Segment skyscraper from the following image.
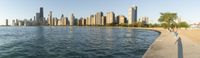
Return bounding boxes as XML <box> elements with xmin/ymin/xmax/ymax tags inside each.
<box><xmin>117</xmin><ymin>15</ymin><xmax>126</xmax><ymax>24</ymax></box>
<box><xmin>74</xmin><ymin>18</ymin><xmax>78</xmax><ymax>25</ymax></box>
<box><xmin>12</xmin><ymin>20</ymin><xmax>15</xmax><ymax>26</ymax></box>
<box><xmin>35</xmin><ymin>7</ymin><xmax>45</xmax><ymax>26</ymax></box>
<box><xmin>128</xmin><ymin>5</ymin><xmax>137</xmax><ymax>25</ymax></box>
<box><xmin>48</xmin><ymin>11</ymin><xmax>53</xmax><ymax>26</ymax></box>
<box><xmin>16</xmin><ymin>19</ymin><xmax>19</xmax><ymax>26</ymax></box>
<box><xmin>106</xmin><ymin>12</ymin><xmax>115</xmax><ymax>24</ymax></box>
<box><xmin>6</xmin><ymin>19</ymin><xmax>8</xmax><ymax>26</ymax></box>
<box><xmin>80</xmin><ymin>18</ymin><xmax>86</xmax><ymax>26</ymax></box>
<box><xmin>102</xmin><ymin>16</ymin><xmax>106</xmax><ymax>25</ymax></box>
<box><xmin>70</xmin><ymin>14</ymin><xmax>75</xmax><ymax>26</ymax></box>
<box><xmin>40</xmin><ymin>7</ymin><xmax>44</xmax><ymax>21</ymax></box>
<box><xmin>139</xmin><ymin>16</ymin><xmax>149</xmax><ymax>25</ymax></box>
<box><xmin>64</xmin><ymin>17</ymin><xmax>67</xmax><ymax>26</ymax></box>
<box><xmin>86</xmin><ymin>17</ymin><xmax>90</xmax><ymax>25</ymax></box>
<box><xmin>78</xmin><ymin>18</ymin><xmax>82</xmax><ymax>26</ymax></box>
<box><xmin>95</xmin><ymin>12</ymin><xmax>103</xmax><ymax>25</ymax></box>
<box><xmin>36</xmin><ymin>13</ymin><xmax>40</xmax><ymax>25</ymax></box>
<box><xmin>58</xmin><ymin>19</ymin><xmax>62</xmax><ymax>26</ymax></box>
<box><xmin>90</xmin><ymin>15</ymin><xmax>95</xmax><ymax>25</ymax></box>
<box><xmin>53</xmin><ymin>17</ymin><xmax>58</xmax><ymax>26</ymax></box>
<box><xmin>60</xmin><ymin>14</ymin><xmax>67</xmax><ymax>26</ymax></box>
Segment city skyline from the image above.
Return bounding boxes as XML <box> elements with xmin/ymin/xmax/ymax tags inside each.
<box><xmin>1</xmin><ymin>0</ymin><xmax>200</xmax><ymax>25</ymax></box>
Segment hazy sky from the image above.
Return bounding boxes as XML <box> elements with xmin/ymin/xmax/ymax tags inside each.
<box><xmin>0</xmin><ymin>0</ymin><xmax>200</xmax><ymax>25</ymax></box>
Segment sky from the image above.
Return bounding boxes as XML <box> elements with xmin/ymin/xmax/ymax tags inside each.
<box><xmin>0</xmin><ymin>0</ymin><xmax>200</xmax><ymax>25</ymax></box>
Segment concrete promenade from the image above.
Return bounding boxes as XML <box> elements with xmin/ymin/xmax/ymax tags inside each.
<box><xmin>143</xmin><ymin>28</ymin><xmax>200</xmax><ymax>58</ymax></box>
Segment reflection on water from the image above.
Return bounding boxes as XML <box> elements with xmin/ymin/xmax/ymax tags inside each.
<box><xmin>0</xmin><ymin>26</ymin><xmax>160</xmax><ymax>58</ymax></box>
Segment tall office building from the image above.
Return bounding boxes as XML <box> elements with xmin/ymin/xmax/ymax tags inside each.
<box><xmin>102</xmin><ymin>16</ymin><xmax>106</xmax><ymax>25</ymax></box>
<box><xmin>15</xmin><ymin>19</ymin><xmax>19</xmax><ymax>26</ymax></box>
<box><xmin>90</xmin><ymin>15</ymin><xmax>95</xmax><ymax>25</ymax></box>
<box><xmin>53</xmin><ymin>17</ymin><xmax>58</xmax><ymax>26</ymax></box>
<box><xmin>60</xmin><ymin>14</ymin><xmax>67</xmax><ymax>26</ymax></box>
<box><xmin>95</xmin><ymin>12</ymin><xmax>103</xmax><ymax>25</ymax></box>
<box><xmin>74</xmin><ymin>18</ymin><xmax>78</xmax><ymax>25</ymax></box>
<box><xmin>36</xmin><ymin>13</ymin><xmax>40</xmax><ymax>25</ymax></box>
<box><xmin>70</xmin><ymin>14</ymin><xmax>75</xmax><ymax>26</ymax></box>
<box><xmin>117</xmin><ymin>15</ymin><xmax>126</xmax><ymax>24</ymax></box>
<box><xmin>58</xmin><ymin>19</ymin><xmax>62</xmax><ymax>26</ymax></box>
<box><xmin>82</xmin><ymin>18</ymin><xmax>86</xmax><ymax>26</ymax></box>
<box><xmin>78</xmin><ymin>18</ymin><xmax>82</xmax><ymax>26</ymax></box>
<box><xmin>35</xmin><ymin>7</ymin><xmax>45</xmax><ymax>26</ymax></box>
<box><xmin>12</xmin><ymin>20</ymin><xmax>15</xmax><ymax>26</ymax></box>
<box><xmin>106</xmin><ymin>12</ymin><xmax>115</xmax><ymax>24</ymax></box>
<box><xmin>128</xmin><ymin>5</ymin><xmax>137</xmax><ymax>25</ymax></box>
<box><xmin>89</xmin><ymin>16</ymin><xmax>92</xmax><ymax>26</ymax></box>
<box><xmin>40</xmin><ymin>7</ymin><xmax>44</xmax><ymax>21</ymax></box>
<box><xmin>48</xmin><ymin>11</ymin><xmax>53</xmax><ymax>26</ymax></box>
<box><xmin>139</xmin><ymin>16</ymin><xmax>149</xmax><ymax>25</ymax></box>
<box><xmin>6</xmin><ymin>19</ymin><xmax>8</xmax><ymax>26</ymax></box>
<box><xmin>24</xmin><ymin>19</ymin><xmax>27</xmax><ymax>26</ymax></box>
<box><xmin>64</xmin><ymin>17</ymin><xmax>68</xmax><ymax>26</ymax></box>
<box><xmin>52</xmin><ymin>17</ymin><xmax>55</xmax><ymax>26</ymax></box>
<box><xmin>86</xmin><ymin>17</ymin><xmax>90</xmax><ymax>25</ymax></box>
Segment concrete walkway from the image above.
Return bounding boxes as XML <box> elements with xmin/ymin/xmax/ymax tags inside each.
<box><xmin>143</xmin><ymin>29</ymin><xmax>179</xmax><ymax>58</ymax></box>
<box><xmin>177</xmin><ymin>29</ymin><xmax>200</xmax><ymax>58</ymax></box>
<box><xmin>143</xmin><ymin>28</ymin><xmax>200</xmax><ymax>58</ymax></box>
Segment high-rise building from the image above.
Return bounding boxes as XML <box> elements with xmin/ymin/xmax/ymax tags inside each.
<box><xmin>70</xmin><ymin>14</ymin><xmax>75</xmax><ymax>26</ymax></box>
<box><xmin>60</xmin><ymin>14</ymin><xmax>67</xmax><ymax>26</ymax></box>
<box><xmin>139</xmin><ymin>16</ymin><xmax>149</xmax><ymax>25</ymax></box>
<box><xmin>102</xmin><ymin>16</ymin><xmax>106</xmax><ymax>25</ymax></box>
<box><xmin>86</xmin><ymin>17</ymin><xmax>90</xmax><ymax>25</ymax></box>
<box><xmin>12</xmin><ymin>20</ymin><xmax>15</xmax><ymax>26</ymax></box>
<box><xmin>78</xmin><ymin>18</ymin><xmax>85</xmax><ymax>26</ymax></box>
<box><xmin>128</xmin><ymin>5</ymin><xmax>137</xmax><ymax>25</ymax></box>
<box><xmin>6</xmin><ymin>19</ymin><xmax>8</xmax><ymax>26</ymax></box>
<box><xmin>106</xmin><ymin>12</ymin><xmax>115</xmax><ymax>24</ymax></box>
<box><xmin>64</xmin><ymin>17</ymin><xmax>67</xmax><ymax>26</ymax></box>
<box><xmin>90</xmin><ymin>15</ymin><xmax>95</xmax><ymax>25</ymax></box>
<box><xmin>82</xmin><ymin>18</ymin><xmax>86</xmax><ymax>26</ymax></box>
<box><xmin>117</xmin><ymin>15</ymin><xmax>126</xmax><ymax>24</ymax></box>
<box><xmin>58</xmin><ymin>19</ymin><xmax>62</xmax><ymax>26</ymax></box>
<box><xmin>36</xmin><ymin>13</ymin><xmax>40</xmax><ymax>25</ymax></box>
<box><xmin>74</xmin><ymin>18</ymin><xmax>78</xmax><ymax>26</ymax></box>
<box><xmin>89</xmin><ymin>16</ymin><xmax>92</xmax><ymax>25</ymax></box>
<box><xmin>40</xmin><ymin>7</ymin><xmax>44</xmax><ymax>21</ymax></box>
<box><xmin>15</xmin><ymin>20</ymin><xmax>19</xmax><ymax>26</ymax></box>
<box><xmin>52</xmin><ymin>17</ymin><xmax>55</xmax><ymax>26</ymax></box>
<box><xmin>35</xmin><ymin>7</ymin><xmax>45</xmax><ymax>26</ymax></box>
<box><xmin>53</xmin><ymin>17</ymin><xmax>58</xmax><ymax>26</ymax></box>
<box><xmin>78</xmin><ymin>18</ymin><xmax>82</xmax><ymax>26</ymax></box>
<box><xmin>24</xmin><ymin>19</ymin><xmax>27</xmax><ymax>26</ymax></box>
<box><xmin>48</xmin><ymin>11</ymin><xmax>53</xmax><ymax>26</ymax></box>
<box><xmin>95</xmin><ymin>12</ymin><xmax>103</xmax><ymax>25</ymax></box>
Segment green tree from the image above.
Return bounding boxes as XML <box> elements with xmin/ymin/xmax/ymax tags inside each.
<box><xmin>178</xmin><ymin>22</ymin><xmax>190</xmax><ymax>29</ymax></box>
<box><xmin>161</xmin><ymin>23</ymin><xmax>168</xmax><ymax>29</ymax></box>
<box><xmin>158</xmin><ymin>12</ymin><xmax>178</xmax><ymax>29</ymax></box>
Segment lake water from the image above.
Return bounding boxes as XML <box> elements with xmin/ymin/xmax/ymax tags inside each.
<box><xmin>0</xmin><ymin>26</ymin><xmax>160</xmax><ymax>58</ymax></box>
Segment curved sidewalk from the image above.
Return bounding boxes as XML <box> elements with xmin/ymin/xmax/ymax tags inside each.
<box><xmin>143</xmin><ymin>28</ymin><xmax>200</xmax><ymax>58</ymax></box>
<box><xmin>143</xmin><ymin>28</ymin><xmax>179</xmax><ymax>58</ymax></box>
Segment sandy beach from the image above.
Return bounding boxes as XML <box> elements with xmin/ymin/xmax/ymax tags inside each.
<box><xmin>143</xmin><ymin>28</ymin><xmax>200</xmax><ymax>58</ymax></box>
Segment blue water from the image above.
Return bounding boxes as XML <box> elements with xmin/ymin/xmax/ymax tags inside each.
<box><xmin>0</xmin><ymin>26</ymin><xmax>160</xmax><ymax>58</ymax></box>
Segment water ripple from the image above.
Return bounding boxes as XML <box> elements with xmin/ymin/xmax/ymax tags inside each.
<box><xmin>0</xmin><ymin>26</ymin><xmax>160</xmax><ymax>58</ymax></box>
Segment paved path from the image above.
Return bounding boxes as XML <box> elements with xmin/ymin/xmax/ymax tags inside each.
<box><xmin>177</xmin><ymin>29</ymin><xmax>200</xmax><ymax>58</ymax></box>
<box><xmin>143</xmin><ymin>29</ymin><xmax>178</xmax><ymax>58</ymax></box>
<box><xmin>143</xmin><ymin>28</ymin><xmax>200</xmax><ymax>58</ymax></box>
